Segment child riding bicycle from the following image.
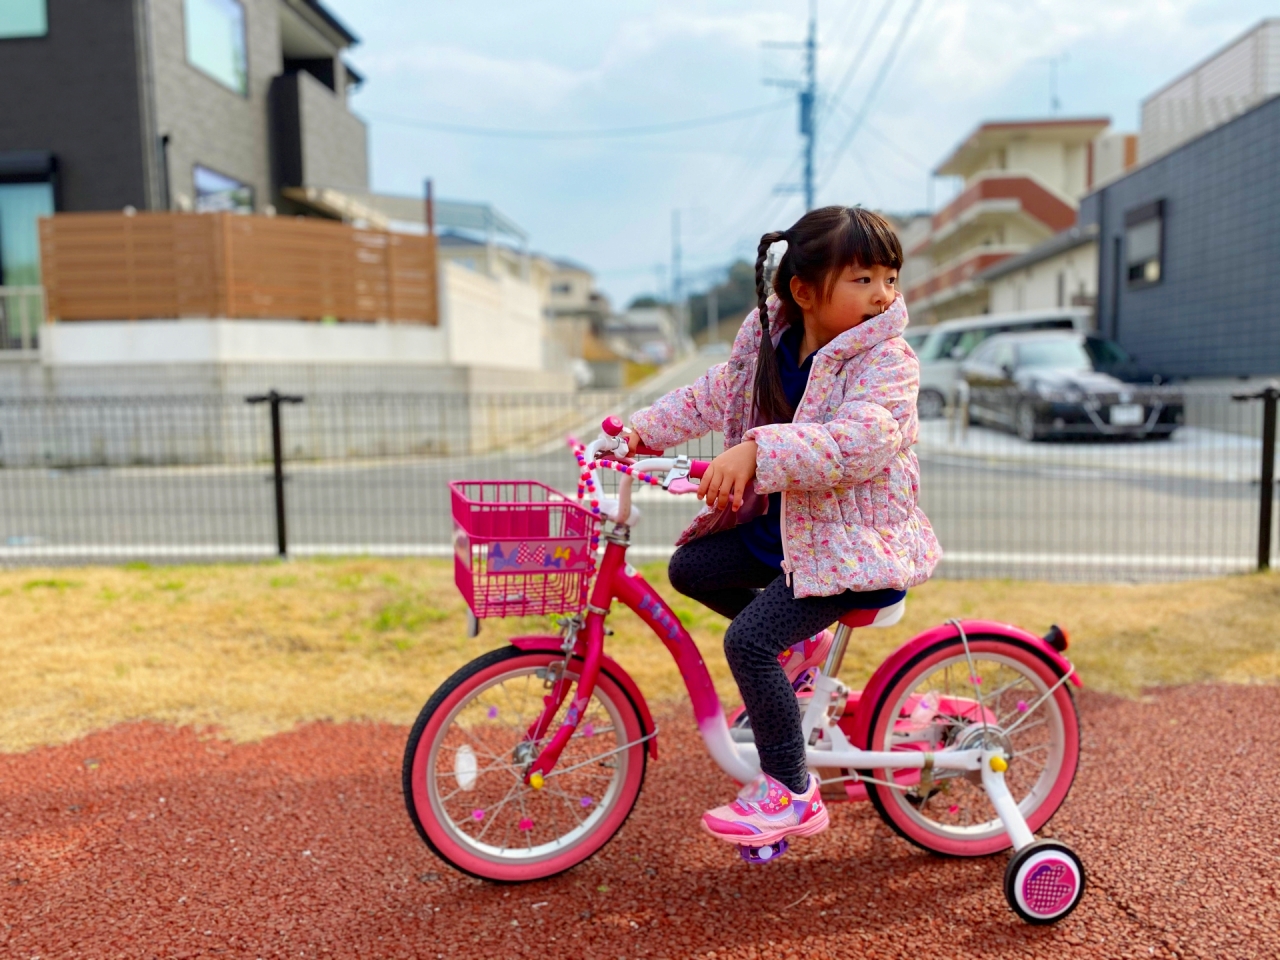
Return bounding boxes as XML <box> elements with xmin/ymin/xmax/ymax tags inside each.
<box><xmin>625</xmin><ymin>206</ymin><xmax>941</xmax><ymax>849</ymax></box>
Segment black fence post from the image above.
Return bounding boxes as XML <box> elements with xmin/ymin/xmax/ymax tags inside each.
<box><xmin>246</xmin><ymin>390</ymin><xmax>305</xmax><ymax>557</ymax></box>
<box><xmin>1233</xmin><ymin>382</ymin><xmax>1279</xmax><ymax>571</ymax></box>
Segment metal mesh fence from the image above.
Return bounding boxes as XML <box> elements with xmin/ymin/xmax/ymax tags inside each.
<box><xmin>923</xmin><ymin>385</ymin><xmax>1269</xmax><ymax>580</ymax></box>
<box><xmin>0</xmin><ymin>386</ymin><xmax>1274</xmax><ymax>581</ymax></box>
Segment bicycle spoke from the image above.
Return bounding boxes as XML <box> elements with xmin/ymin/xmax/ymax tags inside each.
<box><xmin>474</xmin><ymin>780</ymin><xmax>522</xmax><ymax>842</ymax></box>
<box><xmin>543</xmin><ymin>785</ymin><xmax>588</xmax><ymax>826</ymax></box>
<box><xmin>516</xmin><ymin>791</ymin><xmax>533</xmax><ymax>850</ymax></box>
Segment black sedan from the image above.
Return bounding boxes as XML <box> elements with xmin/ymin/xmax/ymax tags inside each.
<box><xmin>958</xmin><ymin>331</ymin><xmax>1184</xmax><ymax>441</ymax></box>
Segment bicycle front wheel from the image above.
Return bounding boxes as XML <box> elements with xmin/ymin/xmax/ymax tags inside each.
<box><xmin>862</xmin><ymin>634</ymin><xmax>1080</xmax><ymax>857</ymax></box>
<box><xmin>403</xmin><ymin>645</ymin><xmax>648</xmax><ymax>882</ymax></box>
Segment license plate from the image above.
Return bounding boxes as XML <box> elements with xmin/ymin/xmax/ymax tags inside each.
<box><xmin>1110</xmin><ymin>403</ymin><xmax>1144</xmax><ymax>426</ymax></box>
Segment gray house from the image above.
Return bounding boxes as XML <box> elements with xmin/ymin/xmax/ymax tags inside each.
<box><xmin>0</xmin><ymin>0</ymin><xmax>370</xmax><ymax>292</ymax></box>
<box><xmin>1080</xmin><ymin>93</ymin><xmax>1280</xmax><ymax>379</ymax></box>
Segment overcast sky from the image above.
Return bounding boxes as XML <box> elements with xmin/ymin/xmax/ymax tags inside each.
<box><xmin>325</xmin><ymin>0</ymin><xmax>1274</xmax><ymax>307</ymax></box>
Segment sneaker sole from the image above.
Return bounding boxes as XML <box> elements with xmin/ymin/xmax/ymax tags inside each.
<box><xmin>701</xmin><ymin>805</ymin><xmax>830</xmax><ymax>846</ymax></box>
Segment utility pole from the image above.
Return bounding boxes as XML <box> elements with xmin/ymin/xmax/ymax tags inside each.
<box><xmin>765</xmin><ymin>0</ymin><xmax>818</xmax><ymax>210</ymax></box>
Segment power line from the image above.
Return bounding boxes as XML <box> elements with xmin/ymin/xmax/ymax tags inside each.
<box><xmin>818</xmin><ymin>0</ymin><xmax>926</xmax><ymax>192</ymax></box>
<box><xmin>861</xmin><ymin>120</ymin><xmax>932</xmax><ymax>171</ymax></box>
<box><xmin>819</xmin><ymin>0</ymin><xmax>894</xmax><ymax>125</ymax></box>
<box><xmin>361</xmin><ymin>99</ymin><xmax>792</xmax><ymax>141</ymax></box>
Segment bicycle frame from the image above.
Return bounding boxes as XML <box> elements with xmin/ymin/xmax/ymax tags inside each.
<box><xmin>518</xmin><ymin>440</ymin><xmax>1075</xmax><ymax>853</ymax></box>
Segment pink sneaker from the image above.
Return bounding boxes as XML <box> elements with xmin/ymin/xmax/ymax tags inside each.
<box><xmin>702</xmin><ymin>773</ymin><xmax>829</xmax><ymax>846</ymax></box>
<box><xmin>777</xmin><ymin>629</ymin><xmax>834</xmax><ymax>692</ymax></box>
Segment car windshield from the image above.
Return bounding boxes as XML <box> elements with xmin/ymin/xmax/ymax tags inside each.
<box><xmin>1085</xmin><ymin>337</ymin><xmax>1133</xmax><ymax>366</ymax></box>
<box><xmin>903</xmin><ymin>330</ymin><xmax>928</xmax><ymax>352</ymax></box>
<box><xmin>1017</xmin><ymin>339</ymin><xmax>1091</xmax><ymax>370</ymax></box>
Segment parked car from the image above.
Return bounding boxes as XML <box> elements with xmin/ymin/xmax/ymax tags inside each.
<box><xmin>903</xmin><ymin>329</ymin><xmax>930</xmax><ymax>355</ymax></box>
<box><xmin>958</xmin><ymin>331</ymin><xmax>1184</xmax><ymax>441</ymax></box>
<box><xmin>1080</xmin><ymin>334</ymin><xmax>1175</xmax><ymax>385</ymax></box>
<box><xmin>908</xmin><ymin>308</ymin><xmax>1091</xmax><ymax>419</ymax></box>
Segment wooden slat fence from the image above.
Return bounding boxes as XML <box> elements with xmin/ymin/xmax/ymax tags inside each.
<box><xmin>39</xmin><ymin>212</ymin><xmax>438</xmax><ymax>324</ymax></box>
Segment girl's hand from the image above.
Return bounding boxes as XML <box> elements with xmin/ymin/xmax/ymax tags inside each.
<box><xmin>698</xmin><ymin>440</ymin><xmax>757</xmax><ymax>512</ymax></box>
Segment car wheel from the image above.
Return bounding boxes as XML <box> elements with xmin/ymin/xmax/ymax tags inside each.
<box><xmin>1016</xmin><ymin>401</ymin><xmax>1039</xmax><ymax>442</ymax></box>
<box><xmin>918</xmin><ymin>389</ymin><xmax>946</xmax><ymax>420</ymax></box>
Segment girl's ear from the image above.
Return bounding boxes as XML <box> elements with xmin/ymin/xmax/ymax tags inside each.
<box><xmin>789</xmin><ymin>274</ymin><xmax>816</xmax><ymax>312</ymax></box>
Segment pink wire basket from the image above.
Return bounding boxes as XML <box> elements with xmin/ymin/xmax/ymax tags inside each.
<box><xmin>450</xmin><ymin>480</ymin><xmax>602</xmax><ymax>620</ymax></box>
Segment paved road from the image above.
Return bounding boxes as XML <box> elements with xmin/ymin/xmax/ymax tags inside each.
<box><xmin>0</xmin><ymin>431</ymin><xmax>1266</xmax><ymax>579</ymax></box>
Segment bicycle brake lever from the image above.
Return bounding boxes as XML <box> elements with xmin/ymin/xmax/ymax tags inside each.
<box><xmin>661</xmin><ymin>456</ymin><xmax>692</xmax><ymax>490</ymax></box>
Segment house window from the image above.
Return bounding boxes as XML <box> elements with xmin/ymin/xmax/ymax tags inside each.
<box><xmin>0</xmin><ymin>0</ymin><xmax>46</xmax><ymax>39</ymax></box>
<box><xmin>194</xmin><ymin>165</ymin><xmax>253</xmax><ymax>213</ymax></box>
<box><xmin>0</xmin><ymin>181</ymin><xmax>54</xmax><ymax>349</ymax></box>
<box><xmin>0</xmin><ymin>182</ymin><xmax>54</xmax><ymax>285</ymax></box>
<box><xmin>1125</xmin><ymin>200</ymin><xmax>1163</xmax><ymax>287</ymax></box>
<box><xmin>184</xmin><ymin>0</ymin><xmax>248</xmax><ymax>94</ymax></box>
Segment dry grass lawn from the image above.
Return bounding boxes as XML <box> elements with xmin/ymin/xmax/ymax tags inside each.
<box><xmin>2</xmin><ymin>558</ymin><xmax>1279</xmax><ymax>752</ymax></box>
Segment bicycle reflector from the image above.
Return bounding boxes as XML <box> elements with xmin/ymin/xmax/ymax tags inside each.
<box><xmin>1043</xmin><ymin>625</ymin><xmax>1069</xmax><ymax>652</ymax></box>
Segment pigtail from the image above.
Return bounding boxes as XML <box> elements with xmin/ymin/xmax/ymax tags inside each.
<box><xmin>752</xmin><ymin>231</ymin><xmax>793</xmax><ymax>424</ymax></box>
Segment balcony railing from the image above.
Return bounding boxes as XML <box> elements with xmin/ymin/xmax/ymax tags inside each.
<box><xmin>38</xmin><ymin>212</ymin><xmax>437</xmax><ymax>324</ymax></box>
<box><xmin>905</xmin><ymin>249</ymin><xmax>1018</xmax><ymax>303</ymax></box>
<box><xmin>913</xmin><ymin>175</ymin><xmax>1077</xmax><ymax>255</ymax></box>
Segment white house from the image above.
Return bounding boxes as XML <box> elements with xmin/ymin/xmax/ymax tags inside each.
<box><xmin>980</xmin><ymin>224</ymin><xmax>1098</xmax><ymax>316</ymax></box>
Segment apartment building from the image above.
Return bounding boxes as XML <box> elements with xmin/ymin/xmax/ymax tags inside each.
<box><xmin>0</xmin><ymin>0</ymin><xmax>369</xmax><ymax>294</ymax></box>
<box><xmin>905</xmin><ymin>118</ymin><xmax>1135</xmax><ymax>323</ymax></box>
<box><xmin>1140</xmin><ymin>19</ymin><xmax>1279</xmax><ymax>163</ymax></box>
<box><xmin>1082</xmin><ymin>21</ymin><xmax>1280</xmax><ymax>379</ymax></box>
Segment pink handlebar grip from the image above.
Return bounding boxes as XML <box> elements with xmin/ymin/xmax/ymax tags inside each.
<box><xmin>688</xmin><ymin>459</ymin><xmax>711</xmax><ymax>479</ymax></box>
<box><xmin>601</xmin><ymin>416</ymin><xmax>625</xmax><ymax>437</ymax></box>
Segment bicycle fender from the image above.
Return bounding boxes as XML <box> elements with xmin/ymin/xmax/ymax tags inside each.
<box><xmin>849</xmin><ymin>619</ymin><xmax>1081</xmax><ymax>748</ymax></box>
<box><xmin>510</xmin><ymin>635</ymin><xmax>658</xmax><ymax>760</ymax></box>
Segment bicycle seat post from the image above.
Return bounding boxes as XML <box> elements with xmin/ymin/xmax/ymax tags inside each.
<box><xmin>821</xmin><ymin>622</ymin><xmax>854</xmax><ymax>678</ymax></box>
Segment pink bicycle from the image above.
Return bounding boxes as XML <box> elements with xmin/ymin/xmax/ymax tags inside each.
<box><xmin>403</xmin><ymin>418</ymin><xmax>1086</xmax><ymax>924</ymax></box>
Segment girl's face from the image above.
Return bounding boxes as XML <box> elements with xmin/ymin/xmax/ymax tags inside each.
<box><xmin>791</xmin><ymin>262</ymin><xmax>899</xmax><ymax>343</ymax></box>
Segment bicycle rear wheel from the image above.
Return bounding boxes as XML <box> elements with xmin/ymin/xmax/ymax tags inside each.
<box><xmin>403</xmin><ymin>645</ymin><xmax>648</xmax><ymax>882</ymax></box>
<box><xmin>862</xmin><ymin>634</ymin><xmax>1079</xmax><ymax>857</ymax></box>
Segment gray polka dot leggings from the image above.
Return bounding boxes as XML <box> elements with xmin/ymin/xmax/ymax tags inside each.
<box><xmin>668</xmin><ymin>529</ymin><xmax>902</xmax><ymax>795</ymax></box>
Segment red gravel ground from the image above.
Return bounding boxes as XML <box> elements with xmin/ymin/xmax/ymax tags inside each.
<box><xmin>2</xmin><ymin>684</ymin><xmax>1278</xmax><ymax>960</ymax></box>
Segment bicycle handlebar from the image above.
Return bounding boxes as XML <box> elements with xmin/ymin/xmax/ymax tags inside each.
<box><xmin>587</xmin><ymin>418</ymin><xmax>712</xmax><ymax>510</ymax></box>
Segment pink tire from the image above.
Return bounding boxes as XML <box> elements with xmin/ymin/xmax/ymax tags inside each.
<box><xmin>862</xmin><ymin>634</ymin><xmax>1080</xmax><ymax>857</ymax></box>
<box><xmin>402</xmin><ymin>645</ymin><xmax>647</xmax><ymax>882</ymax></box>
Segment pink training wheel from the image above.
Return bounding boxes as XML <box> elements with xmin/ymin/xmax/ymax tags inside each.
<box><xmin>1003</xmin><ymin>840</ymin><xmax>1085</xmax><ymax>924</ymax></box>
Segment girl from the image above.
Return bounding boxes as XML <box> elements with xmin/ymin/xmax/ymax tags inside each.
<box><xmin>626</xmin><ymin>206</ymin><xmax>940</xmax><ymax>848</ymax></box>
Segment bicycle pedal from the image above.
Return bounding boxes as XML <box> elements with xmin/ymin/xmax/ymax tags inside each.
<box><xmin>738</xmin><ymin>838</ymin><xmax>789</xmax><ymax>864</ymax></box>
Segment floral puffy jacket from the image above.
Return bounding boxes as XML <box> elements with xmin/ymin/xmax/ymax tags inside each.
<box><xmin>630</xmin><ymin>294</ymin><xmax>941</xmax><ymax>598</ymax></box>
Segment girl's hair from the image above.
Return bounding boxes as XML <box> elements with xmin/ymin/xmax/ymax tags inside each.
<box><xmin>752</xmin><ymin>206</ymin><xmax>904</xmax><ymax>423</ymax></box>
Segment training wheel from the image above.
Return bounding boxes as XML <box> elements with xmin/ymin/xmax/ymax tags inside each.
<box><xmin>738</xmin><ymin>838</ymin><xmax>789</xmax><ymax>864</ymax></box>
<box><xmin>1003</xmin><ymin>840</ymin><xmax>1085</xmax><ymax>924</ymax></box>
